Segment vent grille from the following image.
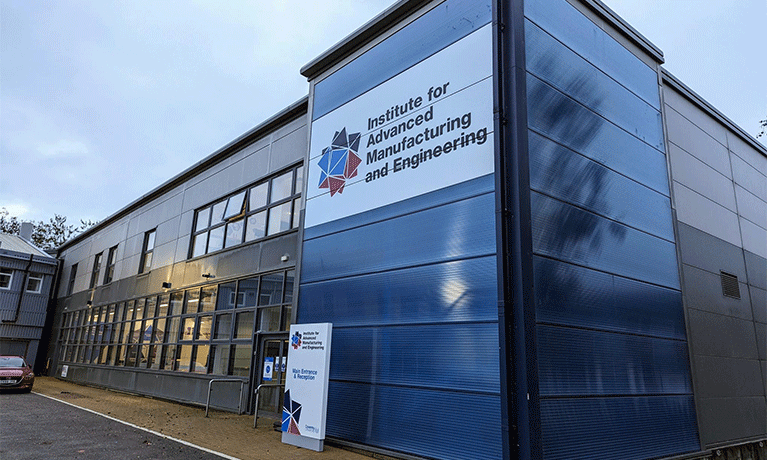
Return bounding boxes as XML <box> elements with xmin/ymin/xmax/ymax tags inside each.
<box><xmin>720</xmin><ymin>272</ymin><xmax>741</xmax><ymax>299</ymax></box>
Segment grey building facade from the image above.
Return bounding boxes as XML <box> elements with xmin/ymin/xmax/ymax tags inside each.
<box><xmin>44</xmin><ymin>0</ymin><xmax>765</xmax><ymax>459</ymax></box>
<box><xmin>0</xmin><ymin>229</ymin><xmax>59</xmax><ymax>370</ymax></box>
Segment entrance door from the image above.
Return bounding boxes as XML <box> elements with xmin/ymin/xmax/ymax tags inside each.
<box><xmin>251</xmin><ymin>334</ymin><xmax>288</xmax><ymax>417</ymax></box>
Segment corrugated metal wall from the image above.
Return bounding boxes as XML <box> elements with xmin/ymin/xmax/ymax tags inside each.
<box><xmin>523</xmin><ymin>0</ymin><xmax>700</xmax><ymax>458</ymax></box>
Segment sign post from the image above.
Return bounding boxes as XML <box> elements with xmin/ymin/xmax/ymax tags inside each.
<box><xmin>281</xmin><ymin>322</ymin><xmax>333</xmax><ymax>452</ymax></box>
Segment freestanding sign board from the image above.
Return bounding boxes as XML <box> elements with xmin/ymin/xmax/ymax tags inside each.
<box><xmin>281</xmin><ymin>322</ymin><xmax>333</xmax><ymax>451</ymax></box>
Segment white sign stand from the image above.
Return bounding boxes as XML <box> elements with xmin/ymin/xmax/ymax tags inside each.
<box><xmin>281</xmin><ymin>322</ymin><xmax>333</xmax><ymax>452</ymax></box>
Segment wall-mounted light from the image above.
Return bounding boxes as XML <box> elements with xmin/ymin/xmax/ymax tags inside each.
<box><xmin>86</xmin><ymin>300</ymin><xmax>92</xmax><ymax>306</ymax></box>
<box><xmin>281</xmin><ymin>254</ymin><xmax>290</xmax><ymax>262</ymax></box>
<box><xmin>202</xmin><ymin>273</ymin><xmax>215</xmax><ymax>279</ymax></box>
<box><xmin>162</xmin><ymin>282</ymin><xmax>172</xmax><ymax>289</ymax></box>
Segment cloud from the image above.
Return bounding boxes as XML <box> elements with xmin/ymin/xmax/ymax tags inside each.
<box><xmin>36</xmin><ymin>139</ymin><xmax>90</xmax><ymax>158</ymax></box>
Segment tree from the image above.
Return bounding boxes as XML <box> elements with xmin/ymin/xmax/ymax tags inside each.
<box><xmin>758</xmin><ymin>118</ymin><xmax>766</xmax><ymax>138</ymax></box>
<box><xmin>0</xmin><ymin>208</ymin><xmax>98</xmax><ymax>251</ymax></box>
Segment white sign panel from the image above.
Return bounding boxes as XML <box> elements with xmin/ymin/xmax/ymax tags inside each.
<box><xmin>281</xmin><ymin>323</ymin><xmax>333</xmax><ymax>451</ymax></box>
<box><xmin>304</xmin><ymin>24</ymin><xmax>494</xmax><ymax>229</ymax></box>
<box><xmin>61</xmin><ymin>365</ymin><xmax>69</xmax><ymax>378</ymax></box>
<box><xmin>263</xmin><ymin>357</ymin><xmax>274</xmax><ymax>381</ymax></box>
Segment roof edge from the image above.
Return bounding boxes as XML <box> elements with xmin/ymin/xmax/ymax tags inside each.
<box><xmin>661</xmin><ymin>68</ymin><xmax>767</xmax><ymax>156</ymax></box>
<box><xmin>580</xmin><ymin>0</ymin><xmax>664</xmax><ymax>63</ymax></box>
<box><xmin>301</xmin><ymin>0</ymin><xmax>428</xmax><ymax>80</ymax></box>
<box><xmin>57</xmin><ymin>97</ymin><xmax>309</xmax><ymax>254</ymax></box>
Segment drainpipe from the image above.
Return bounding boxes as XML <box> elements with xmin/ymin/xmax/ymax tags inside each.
<box><xmin>3</xmin><ymin>254</ymin><xmax>34</xmax><ymax>323</ymax></box>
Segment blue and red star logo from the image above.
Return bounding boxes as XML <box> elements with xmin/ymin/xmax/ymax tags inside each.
<box><xmin>317</xmin><ymin>128</ymin><xmax>361</xmax><ymax>196</ymax></box>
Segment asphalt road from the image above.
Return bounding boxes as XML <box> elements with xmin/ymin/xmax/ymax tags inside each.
<box><xmin>0</xmin><ymin>391</ymin><xmax>232</xmax><ymax>460</ymax></box>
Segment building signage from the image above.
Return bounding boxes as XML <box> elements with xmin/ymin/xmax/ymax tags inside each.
<box><xmin>263</xmin><ymin>357</ymin><xmax>274</xmax><ymax>381</ymax></box>
<box><xmin>281</xmin><ymin>322</ymin><xmax>333</xmax><ymax>451</ymax></box>
<box><xmin>304</xmin><ymin>24</ymin><xmax>494</xmax><ymax>229</ymax></box>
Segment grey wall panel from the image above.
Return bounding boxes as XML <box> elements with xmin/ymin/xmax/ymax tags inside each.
<box><xmin>688</xmin><ymin>309</ymin><xmax>759</xmax><ymax>360</ymax></box>
<box><xmin>728</xmin><ymin>132</ymin><xmax>767</xmax><ymax>176</ymax></box>
<box><xmin>751</xmin><ymin>287</ymin><xmax>767</xmax><ymax>324</ymax></box>
<box><xmin>731</xmin><ymin>154</ymin><xmax>767</xmax><ymax>202</ymax></box>
<box><xmin>673</xmin><ymin>182</ymin><xmax>742</xmax><ymax>248</ymax></box>
<box><xmin>697</xmin><ymin>396</ymin><xmax>767</xmax><ymax>446</ymax></box>
<box><xmin>210</xmin><ymin>243</ymin><xmax>262</xmax><ymax>281</ymax></box>
<box><xmin>258</xmin><ymin>233</ymin><xmax>299</xmax><ymax>273</ymax></box>
<box><xmin>683</xmin><ymin>264</ymin><xmax>753</xmax><ymax>320</ymax></box>
<box><xmin>156</xmin><ymin>216</ymin><xmax>181</xmax><ymax>249</ymax></box>
<box><xmin>745</xmin><ymin>251</ymin><xmax>767</xmax><ymax>290</ymax></box>
<box><xmin>755</xmin><ymin>323</ymin><xmax>766</xmax><ymax>361</ymax></box>
<box><xmin>740</xmin><ymin>217</ymin><xmax>767</xmax><ymax>259</ymax></box>
<box><xmin>669</xmin><ymin>143</ymin><xmax>737</xmax><ymax>212</ymax></box>
<box><xmin>173</xmin><ymin>234</ymin><xmax>191</xmax><ymax>264</ymax></box>
<box><xmin>663</xmin><ymin>89</ymin><xmax>728</xmax><ymax>145</ymax></box>
<box><xmin>677</xmin><ymin>223</ymin><xmax>747</xmax><ymax>280</ymax></box>
<box><xmin>735</xmin><ymin>185</ymin><xmax>767</xmax><ymax>232</ymax></box>
<box><xmin>665</xmin><ymin>108</ymin><xmax>731</xmax><ymax>178</ymax></box>
<box><xmin>151</xmin><ymin>241</ymin><xmax>176</xmax><ymax>271</ymax></box>
<box><xmin>693</xmin><ymin>355</ymin><xmax>765</xmax><ymax>398</ymax></box>
<box><xmin>269</xmin><ymin>125</ymin><xmax>307</xmax><ymax>173</ymax></box>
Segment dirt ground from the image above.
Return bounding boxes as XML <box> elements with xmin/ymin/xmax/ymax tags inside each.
<box><xmin>32</xmin><ymin>377</ymin><xmax>379</xmax><ymax>460</ymax></box>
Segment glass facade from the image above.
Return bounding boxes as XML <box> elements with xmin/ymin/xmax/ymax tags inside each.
<box><xmin>57</xmin><ymin>270</ymin><xmax>294</xmax><ymax>377</ymax></box>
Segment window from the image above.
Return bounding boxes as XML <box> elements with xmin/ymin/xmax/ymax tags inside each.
<box><xmin>190</xmin><ymin>165</ymin><xmax>303</xmax><ymax>258</ymax></box>
<box><xmin>26</xmin><ymin>272</ymin><xmax>43</xmax><ymax>293</ymax></box>
<box><xmin>0</xmin><ymin>268</ymin><xmax>12</xmax><ymax>290</ymax></box>
<box><xmin>67</xmin><ymin>263</ymin><xmax>78</xmax><ymax>295</ymax></box>
<box><xmin>89</xmin><ymin>252</ymin><xmax>103</xmax><ymax>288</ymax></box>
<box><xmin>103</xmin><ymin>245</ymin><xmax>118</xmax><ymax>284</ymax></box>
<box><xmin>139</xmin><ymin>230</ymin><xmax>156</xmax><ymax>274</ymax></box>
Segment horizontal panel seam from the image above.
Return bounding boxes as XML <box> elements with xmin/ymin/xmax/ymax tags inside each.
<box><xmin>330</xmin><ymin>378</ymin><xmax>501</xmax><ymax>397</ymax></box>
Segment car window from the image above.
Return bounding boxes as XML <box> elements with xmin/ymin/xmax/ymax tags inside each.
<box><xmin>0</xmin><ymin>357</ymin><xmax>26</xmax><ymax>367</ymax></box>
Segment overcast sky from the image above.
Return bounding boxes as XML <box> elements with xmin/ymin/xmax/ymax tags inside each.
<box><xmin>1</xmin><ymin>0</ymin><xmax>764</xmax><ymax>226</ymax></box>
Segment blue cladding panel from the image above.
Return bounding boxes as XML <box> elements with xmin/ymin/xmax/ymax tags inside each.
<box><xmin>312</xmin><ymin>0</ymin><xmax>492</xmax><ymax>120</ymax></box>
<box><xmin>531</xmin><ymin>192</ymin><xmax>680</xmax><ymax>288</ymax></box>
<box><xmin>525</xmin><ymin>0</ymin><xmax>660</xmax><ymax>109</ymax></box>
<box><xmin>540</xmin><ymin>396</ymin><xmax>700</xmax><ymax>460</ymax></box>
<box><xmin>327</xmin><ymin>381</ymin><xmax>502</xmax><ymax>460</ymax></box>
<box><xmin>300</xmin><ymin>256</ymin><xmax>497</xmax><ymax>326</ymax></box>
<box><xmin>330</xmin><ymin>323</ymin><xmax>500</xmax><ymax>393</ymax></box>
<box><xmin>529</xmin><ymin>131</ymin><xmax>674</xmax><ymax>241</ymax></box>
<box><xmin>301</xmin><ymin>192</ymin><xmax>496</xmax><ymax>283</ymax></box>
<box><xmin>534</xmin><ymin>257</ymin><xmax>686</xmax><ymax>339</ymax></box>
<box><xmin>526</xmin><ymin>21</ymin><xmax>663</xmax><ymax>149</ymax></box>
<box><xmin>527</xmin><ymin>76</ymin><xmax>669</xmax><ymax>196</ymax></box>
<box><xmin>537</xmin><ymin>325</ymin><xmax>693</xmax><ymax>396</ymax></box>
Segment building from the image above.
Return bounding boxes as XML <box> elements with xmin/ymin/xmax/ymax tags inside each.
<box><xmin>45</xmin><ymin>0</ymin><xmax>765</xmax><ymax>459</ymax></box>
<box><xmin>1</xmin><ymin>224</ymin><xmax>59</xmax><ymax>371</ymax></box>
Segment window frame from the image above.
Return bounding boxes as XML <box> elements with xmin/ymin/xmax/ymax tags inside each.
<box><xmin>89</xmin><ymin>252</ymin><xmax>103</xmax><ymax>289</ymax></box>
<box><xmin>25</xmin><ymin>272</ymin><xmax>44</xmax><ymax>293</ymax></box>
<box><xmin>189</xmin><ymin>165</ymin><xmax>303</xmax><ymax>259</ymax></box>
<box><xmin>103</xmin><ymin>245</ymin><xmax>118</xmax><ymax>284</ymax></box>
<box><xmin>0</xmin><ymin>268</ymin><xmax>13</xmax><ymax>290</ymax></box>
<box><xmin>67</xmin><ymin>263</ymin><xmax>78</xmax><ymax>296</ymax></box>
<box><xmin>139</xmin><ymin>230</ymin><xmax>156</xmax><ymax>274</ymax></box>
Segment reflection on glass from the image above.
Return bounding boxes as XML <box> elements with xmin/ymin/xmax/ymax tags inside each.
<box><xmin>238</xmin><ymin>278</ymin><xmax>258</xmax><ymax>308</ymax></box>
<box><xmin>162</xmin><ymin>344</ymin><xmax>177</xmax><ymax>370</ymax></box>
<box><xmin>134</xmin><ymin>299</ymin><xmax>146</xmax><ymax>321</ymax></box>
<box><xmin>200</xmin><ymin>286</ymin><xmax>217</xmax><ymax>313</ymax></box>
<box><xmin>166</xmin><ymin>317</ymin><xmax>181</xmax><ymax>343</ymax></box>
<box><xmin>249</xmin><ymin>183</ymin><xmax>268</xmax><ymax>210</ymax></box>
<box><xmin>169</xmin><ymin>292</ymin><xmax>183</xmax><ymax>316</ymax></box>
<box><xmin>231</xmin><ymin>345</ymin><xmax>252</xmax><ymax>376</ymax></box>
<box><xmin>177</xmin><ymin>345</ymin><xmax>193</xmax><ymax>372</ymax></box>
<box><xmin>211</xmin><ymin>345</ymin><xmax>230</xmax><ymax>375</ymax></box>
<box><xmin>145</xmin><ymin>296</ymin><xmax>157</xmax><ymax>318</ymax></box>
<box><xmin>197</xmin><ymin>315</ymin><xmax>212</xmax><ymax>341</ymax></box>
<box><xmin>158</xmin><ymin>294</ymin><xmax>170</xmax><ymax>317</ymax></box>
<box><xmin>235</xmin><ymin>311</ymin><xmax>254</xmax><ymax>339</ymax></box>
<box><xmin>225</xmin><ymin>219</ymin><xmax>244</xmax><ymax>248</ymax></box>
<box><xmin>284</xmin><ymin>270</ymin><xmax>295</xmax><ymax>304</ymax></box>
<box><xmin>270</xmin><ymin>171</ymin><xmax>293</xmax><ymax>203</ymax></box>
<box><xmin>211</xmin><ymin>201</ymin><xmax>227</xmax><ymax>225</ymax></box>
<box><xmin>267</xmin><ymin>202</ymin><xmax>292</xmax><ymax>236</ymax></box>
<box><xmin>195</xmin><ymin>207</ymin><xmax>210</xmax><ymax>232</ymax></box>
<box><xmin>181</xmin><ymin>317</ymin><xmax>195</xmax><ymax>341</ymax></box>
<box><xmin>259</xmin><ymin>273</ymin><xmax>283</xmax><ymax>306</ymax></box>
<box><xmin>217</xmin><ymin>282</ymin><xmax>236</xmax><ymax>310</ymax></box>
<box><xmin>224</xmin><ymin>191</ymin><xmax>246</xmax><ymax>220</ymax></box>
<box><xmin>208</xmin><ymin>226</ymin><xmax>225</xmax><ymax>252</ymax></box>
<box><xmin>258</xmin><ymin>307</ymin><xmax>281</xmax><ymax>332</ymax></box>
<box><xmin>245</xmin><ymin>211</ymin><xmax>266</xmax><ymax>242</ymax></box>
<box><xmin>184</xmin><ymin>289</ymin><xmax>200</xmax><ymax>314</ymax></box>
<box><xmin>192</xmin><ymin>232</ymin><xmax>207</xmax><ymax>257</ymax></box>
<box><xmin>191</xmin><ymin>345</ymin><xmax>210</xmax><ymax>373</ymax></box>
<box><xmin>215</xmin><ymin>313</ymin><xmax>233</xmax><ymax>340</ymax></box>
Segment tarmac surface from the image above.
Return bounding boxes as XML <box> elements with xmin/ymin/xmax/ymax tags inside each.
<box><xmin>0</xmin><ymin>377</ymin><xmax>379</xmax><ymax>460</ymax></box>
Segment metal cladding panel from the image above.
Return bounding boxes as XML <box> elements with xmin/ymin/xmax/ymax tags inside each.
<box><xmin>539</xmin><ymin>396</ymin><xmax>699</xmax><ymax>460</ymax></box>
<box><xmin>329</xmin><ymin>323</ymin><xmax>500</xmax><ymax>393</ymax></box>
<box><xmin>326</xmin><ymin>380</ymin><xmax>502</xmax><ymax>460</ymax></box>
<box><xmin>534</xmin><ymin>257</ymin><xmax>686</xmax><ymax>339</ymax></box>
<box><xmin>300</xmin><ymin>256</ymin><xmax>497</xmax><ymax>326</ymax></box>
<box><xmin>537</xmin><ymin>325</ymin><xmax>693</xmax><ymax>396</ymax></box>
<box><xmin>530</xmin><ymin>191</ymin><xmax>680</xmax><ymax>289</ymax></box>
<box><xmin>301</xmin><ymin>191</ymin><xmax>496</xmax><ymax>284</ymax></box>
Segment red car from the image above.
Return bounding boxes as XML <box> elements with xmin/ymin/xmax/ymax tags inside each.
<box><xmin>0</xmin><ymin>356</ymin><xmax>35</xmax><ymax>392</ymax></box>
